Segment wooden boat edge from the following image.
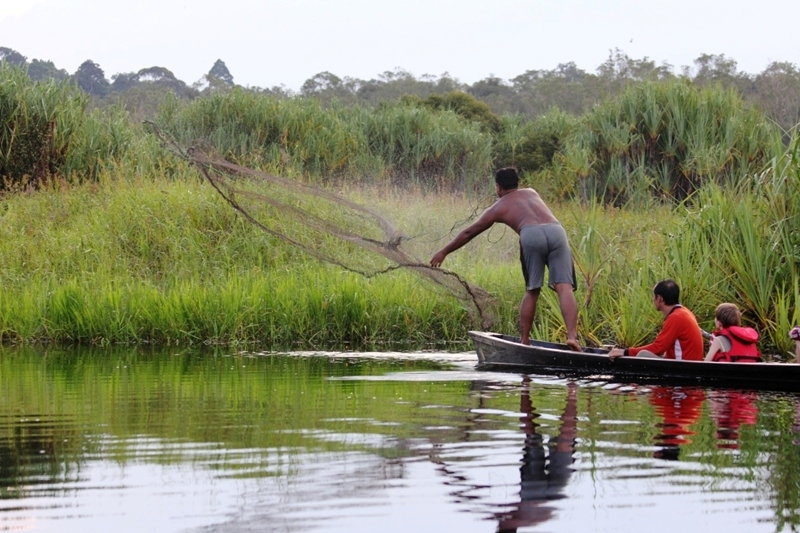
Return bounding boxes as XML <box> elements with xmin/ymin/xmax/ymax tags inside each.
<box><xmin>468</xmin><ymin>330</ymin><xmax>800</xmax><ymax>392</ymax></box>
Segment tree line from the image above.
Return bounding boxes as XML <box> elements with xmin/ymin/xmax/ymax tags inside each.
<box><xmin>2</xmin><ymin>46</ymin><xmax>800</xmax><ymax>133</ymax></box>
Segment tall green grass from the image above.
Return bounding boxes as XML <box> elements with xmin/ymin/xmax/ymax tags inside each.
<box><xmin>3</xmin><ymin>162</ymin><xmax>800</xmax><ymax>359</ymax></box>
<box><xmin>0</xmin><ymin>176</ymin><xmax>470</xmax><ymax>346</ymax></box>
<box><xmin>156</xmin><ymin>90</ymin><xmax>494</xmax><ymax>188</ymax></box>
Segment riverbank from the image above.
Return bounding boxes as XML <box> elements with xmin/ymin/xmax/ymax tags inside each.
<box><xmin>1</xmin><ymin>171</ymin><xmax>797</xmax><ymax>358</ymax></box>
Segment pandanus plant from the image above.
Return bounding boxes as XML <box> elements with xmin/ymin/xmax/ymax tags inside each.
<box><xmin>559</xmin><ymin>80</ymin><xmax>782</xmax><ymax>204</ymax></box>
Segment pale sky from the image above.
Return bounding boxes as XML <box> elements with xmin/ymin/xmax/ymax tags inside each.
<box><xmin>2</xmin><ymin>0</ymin><xmax>799</xmax><ymax>91</ymax></box>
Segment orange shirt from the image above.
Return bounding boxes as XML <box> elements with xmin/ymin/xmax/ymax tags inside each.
<box><xmin>629</xmin><ymin>305</ymin><xmax>704</xmax><ymax>361</ymax></box>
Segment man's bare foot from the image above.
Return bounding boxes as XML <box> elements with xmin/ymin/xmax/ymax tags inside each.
<box><xmin>566</xmin><ymin>339</ymin><xmax>583</xmax><ymax>352</ymax></box>
<box><xmin>519</xmin><ymin>337</ymin><xmax>530</xmax><ymax>346</ymax></box>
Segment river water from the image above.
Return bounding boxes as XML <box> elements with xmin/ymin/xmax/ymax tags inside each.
<box><xmin>1</xmin><ymin>344</ymin><xmax>799</xmax><ymax>533</ymax></box>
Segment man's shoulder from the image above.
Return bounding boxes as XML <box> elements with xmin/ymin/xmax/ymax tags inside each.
<box><xmin>665</xmin><ymin>305</ymin><xmax>700</xmax><ymax>326</ymax></box>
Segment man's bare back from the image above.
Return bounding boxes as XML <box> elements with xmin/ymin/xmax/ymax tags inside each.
<box><xmin>429</xmin><ymin>187</ymin><xmax>560</xmax><ymax>268</ymax></box>
<box><xmin>485</xmin><ymin>188</ymin><xmax>560</xmax><ymax>234</ymax></box>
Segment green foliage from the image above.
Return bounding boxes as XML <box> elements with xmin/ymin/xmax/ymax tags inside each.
<box><xmin>0</xmin><ymin>65</ymin><xmax>150</xmax><ymax>187</ymax></box>
<box><xmin>0</xmin><ymin>177</ymin><xmax>469</xmax><ymax>345</ymax></box>
<box><xmin>1</xmin><ymin>146</ymin><xmax>800</xmax><ymax>354</ymax></box>
<box><xmin>157</xmin><ymin>89</ymin><xmax>494</xmax><ymax>188</ymax></box>
<box><xmin>27</xmin><ymin>59</ymin><xmax>69</xmax><ymax>83</ymax></box>
<box><xmin>415</xmin><ymin>90</ymin><xmax>502</xmax><ymax>133</ymax></box>
<box><xmin>207</xmin><ymin>59</ymin><xmax>234</xmax><ymax>86</ymax></box>
<box><xmin>559</xmin><ymin>80</ymin><xmax>782</xmax><ymax>204</ymax></box>
<box><xmin>0</xmin><ymin>47</ymin><xmax>26</xmax><ymax>66</ymax></box>
<box><xmin>72</xmin><ymin>60</ymin><xmax>109</xmax><ymax>97</ymax></box>
<box><xmin>494</xmin><ymin>109</ymin><xmax>576</xmax><ymax>174</ymax></box>
<box><xmin>676</xmin><ymin>135</ymin><xmax>800</xmax><ymax>358</ymax></box>
<box><xmin>0</xmin><ymin>65</ymin><xmax>88</xmax><ymax>186</ymax></box>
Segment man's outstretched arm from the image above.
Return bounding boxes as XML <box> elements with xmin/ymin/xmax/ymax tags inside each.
<box><xmin>429</xmin><ymin>211</ymin><xmax>497</xmax><ymax>267</ymax></box>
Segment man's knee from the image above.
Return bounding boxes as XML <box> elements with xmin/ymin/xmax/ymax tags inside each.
<box><xmin>553</xmin><ymin>282</ymin><xmax>575</xmax><ymax>295</ymax></box>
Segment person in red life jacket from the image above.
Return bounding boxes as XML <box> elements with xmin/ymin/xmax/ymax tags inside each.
<box><xmin>790</xmin><ymin>326</ymin><xmax>800</xmax><ymax>363</ymax></box>
<box><xmin>608</xmin><ymin>279</ymin><xmax>704</xmax><ymax>361</ymax></box>
<box><xmin>705</xmin><ymin>303</ymin><xmax>761</xmax><ymax>362</ymax></box>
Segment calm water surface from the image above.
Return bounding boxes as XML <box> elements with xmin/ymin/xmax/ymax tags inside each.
<box><xmin>1</xmin><ymin>344</ymin><xmax>799</xmax><ymax>532</ymax></box>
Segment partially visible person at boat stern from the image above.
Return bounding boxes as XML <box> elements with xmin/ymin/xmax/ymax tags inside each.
<box><xmin>705</xmin><ymin>303</ymin><xmax>761</xmax><ymax>362</ymax></box>
<box><xmin>608</xmin><ymin>279</ymin><xmax>704</xmax><ymax>361</ymax></box>
<box><xmin>429</xmin><ymin>167</ymin><xmax>581</xmax><ymax>351</ymax></box>
<box><xmin>790</xmin><ymin>326</ymin><xmax>800</xmax><ymax>363</ymax></box>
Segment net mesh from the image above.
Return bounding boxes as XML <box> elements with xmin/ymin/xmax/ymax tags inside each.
<box><xmin>148</xmin><ymin>124</ymin><xmax>498</xmax><ymax>329</ymax></box>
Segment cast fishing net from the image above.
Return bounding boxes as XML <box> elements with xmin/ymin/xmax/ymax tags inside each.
<box><xmin>147</xmin><ymin>123</ymin><xmax>498</xmax><ymax>329</ymax></box>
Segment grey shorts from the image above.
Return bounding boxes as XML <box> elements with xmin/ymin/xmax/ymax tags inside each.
<box><xmin>519</xmin><ymin>223</ymin><xmax>576</xmax><ymax>291</ymax></box>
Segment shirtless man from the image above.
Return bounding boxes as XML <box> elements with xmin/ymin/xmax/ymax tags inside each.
<box><xmin>430</xmin><ymin>167</ymin><xmax>580</xmax><ymax>350</ymax></box>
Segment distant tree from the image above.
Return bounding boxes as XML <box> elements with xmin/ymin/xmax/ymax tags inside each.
<box><xmin>73</xmin><ymin>60</ymin><xmax>109</xmax><ymax>97</ymax></box>
<box><xmin>111</xmin><ymin>67</ymin><xmax>188</xmax><ymax>93</ymax></box>
<box><xmin>596</xmin><ymin>48</ymin><xmax>674</xmax><ymax>97</ymax></box>
<box><xmin>752</xmin><ymin>61</ymin><xmax>800</xmax><ymax>133</ymax></box>
<box><xmin>249</xmin><ymin>84</ymin><xmax>294</xmax><ymax>98</ymax></box>
<box><xmin>0</xmin><ymin>47</ymin><xmax>26</xmax><ymax>66</ymax></box>
<box><xmin>300</xmin><ymin>71</ymin><xmax>358</xmax><ymax>105</ymax></box>
<box><xmin>104</xmin><ymin>65</ymin><xmax>197</xmax><ymax>118</ymax></box>
<box><xmin>301</xmin><ymin>71</ymin><xmax>348</xmax><ymax>94</ymax></box>
<box><xmin>511</xmin><ymin>63</ymin><xmax>597</xmax><ymax>116</ymax></box>
<box><xmin>208</xmin><ymin>59</ymin><xmax>234</xmax><ymax>86</ymax></box>
<box><xmin>27</xmin><ymin>59</ymin><xmax>69</xmax><ymax>82</ymax></box>
<box><xmin>597</xmin><ymin>49</ymin><xmax>674</xmax><ymax>83</ymax></box>
<box><xmin>690</xmin><ymin>53</ymin><xmax>753</xmax><ymax>94</ymax></box>
<box><xmin>110</xmin><ymin>72</ymin><xmax>139</xmax><ymax>92</ymax></box>
<box><xmin>469</xmin><ymin>76</ymin><xmax>515</xmax><ymax>100</ymax></box>
<box><xmin>354</xmin><ymin>69</ymin><xmax>462</xmax><ymax>105</ymax></box>
<box><xmin>136</xmin><ymin>66</ymin><xmax>192</xmax><ymax>94</ymax></box>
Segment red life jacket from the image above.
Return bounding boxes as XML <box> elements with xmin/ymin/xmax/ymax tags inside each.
<box><xmin>712</xmin><ymin>326</ymin><xmax>761</xmax><ymax>363</ymax></box>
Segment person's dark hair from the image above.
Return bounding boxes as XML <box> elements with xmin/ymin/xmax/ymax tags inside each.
<box><xmin>495</xmin><ymin>167</ymin><xmax>519</xmax><ymax>190</ymax></box>
<box><xmin>653</xmin><ymin>279</ymin><xmax>680</xmax><ymax>306</ymax></box>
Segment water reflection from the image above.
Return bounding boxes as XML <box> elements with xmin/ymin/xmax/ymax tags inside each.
<box><xmin>2</xmin><ymin>344</ymin><xmax>800</xmax><ymax>532</ymax></box>
<box><xmin>708</xmin><ymin>390</ymin><xmax>759</xmax><ymax>449</ymax></box>
<box><xmin>648</xmin><ymin>386</ymin><xmax>705</xmax><ymax>460</ymax></box>
<box><xmin>494</xmin><ymin>377</ymin><xmax>577</xmax><ymax>532</ymax></box>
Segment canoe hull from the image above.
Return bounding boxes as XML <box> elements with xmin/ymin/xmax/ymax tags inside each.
<box><xmin>470</xmin><ymin>331</ymin><xmax>800</xmax><ymax>392</ymax></box>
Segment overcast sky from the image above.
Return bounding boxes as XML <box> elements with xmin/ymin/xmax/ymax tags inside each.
<box><xmin>2</xmin><ymin>0</ymin><xmax>799</xmax><ymax>91</ymax></box>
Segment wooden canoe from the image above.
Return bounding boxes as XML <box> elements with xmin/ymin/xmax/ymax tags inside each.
<box><xmin>469</xmin><ymin>330</ymin><xmax>800</xmax><ymax>392</ymax></box>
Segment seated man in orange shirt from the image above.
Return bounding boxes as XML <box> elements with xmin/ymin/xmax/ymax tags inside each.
<box><xmin>608</xmin><ymin>279</ymin><xmax>704</xmax><ymax>361</ymax></box>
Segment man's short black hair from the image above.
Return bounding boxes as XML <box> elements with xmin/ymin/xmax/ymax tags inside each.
<box><xmin>653</xmin><ymin>279</ymin><xmax>680</xmax><ymax>306</ymax></box>
<box><xmin>495</xmin><ymin>167</ymin><xmax>519</xmax><ymax>190</ymax></box>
